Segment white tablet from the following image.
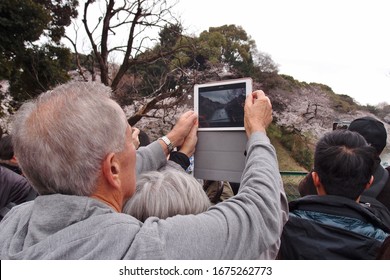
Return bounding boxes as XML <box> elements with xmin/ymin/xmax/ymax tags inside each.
<box><xmin>194</xmin><ymin>78</ymin><xmax>252</xmax><ymax>131</ymax></box>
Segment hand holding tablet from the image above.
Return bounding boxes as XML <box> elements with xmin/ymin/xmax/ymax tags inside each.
<box><xmin>244</xmin><ymin>90</ymin><xmax>273</xmax><ymax>137</ymax></box>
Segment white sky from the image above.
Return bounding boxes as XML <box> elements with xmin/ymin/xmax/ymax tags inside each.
<box><xmin>174</xmin><ymin>0</ymin><xmax>390</xmax><ymax>105</ymax></box>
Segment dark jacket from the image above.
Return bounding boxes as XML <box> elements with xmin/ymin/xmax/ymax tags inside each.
<box><xmin>374</xmin><ymin>166</ymin><xmax>390</xmax><ymax>211</ymax></box>
<box><xmin>279</xmin><ymin>195</ymin><xmax>390</xmax><ymax>260</ymax></box>
<box><xmin>0</xmin><ymin>162</ymin><xmax>23</xmax><ymax>175</ymax></box>
<box><xmin>0</xmin><ymin>166</ymin><xmax>37</xmax><ymax>219</ymax></box>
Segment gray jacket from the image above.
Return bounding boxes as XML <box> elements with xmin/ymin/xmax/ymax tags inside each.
<box><xmin>0</xmin><ymin>133</ymin><xmax>288</xmax><ymax>259</ymax></box>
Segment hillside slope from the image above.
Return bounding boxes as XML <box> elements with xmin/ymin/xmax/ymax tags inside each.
<box><xmin>262</xmin><ymin>75</ymin><xmax>390</xmax><ymax>168</ymax></box>
<box><xmin>269</xmin><ymin>135</ymin><xmax>308</xmax><ymax>172</ymax></box>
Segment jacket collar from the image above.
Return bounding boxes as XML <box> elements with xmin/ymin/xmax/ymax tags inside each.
<box><xmin>289</xmin><ymin>195</ymin><xmax>387</xmax><ymax>230</ymax></box>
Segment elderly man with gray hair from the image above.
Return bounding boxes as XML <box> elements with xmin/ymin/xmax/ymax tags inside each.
<box><xmin>0</xmin><ymin>81</ymin><xmax>288</xmax><ymax>259</ymax></box>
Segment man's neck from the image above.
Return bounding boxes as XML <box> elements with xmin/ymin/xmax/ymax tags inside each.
<box><xmin>90</xmin><ymin>188</ymin><xmax>123</xmax><ymax>213</ymax></box>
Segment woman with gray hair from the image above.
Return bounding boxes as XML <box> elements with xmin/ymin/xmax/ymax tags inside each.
<box><xmin>123</xmin><ymin>169</ymin><xmax>211</xmax><ymax>222</ymax></box>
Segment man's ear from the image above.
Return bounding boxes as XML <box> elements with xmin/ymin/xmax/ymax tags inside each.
<box><xmin>101</xmin><ymin>153</ymin><xmax>121</xmax><ymax>190</ymax></box>
<box><xmin>365</xmin><ymin>175</ymin><xmax>374</xmax><ymax>190</ymax></box>
<box><xmin>312</xmin><ymin>171</ymin><xmax>327</xmax><ymax>195</ymax></box>
<box><xmin>11</xmin><ymin>155</ymin><xmax>18</xmax><ymax>164</ymax></box>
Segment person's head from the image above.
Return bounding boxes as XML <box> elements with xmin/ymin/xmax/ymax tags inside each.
<box><xmin>348</xmin><ymin>116</ymin><xmax>387</xmax><ymax>156</ymax></box>
<box><xmin>11</xmin><ymin>81</ymin><xmax>136</xmax><ymax>202</ymax></box>
<box><xmin>123</xmin><ymin>169</ymin><xmax>211</xmax><ymax>222</ymax></box>
<box><xmin>0</xmin><ymin>135</ymin><xmax>14</xmax><ymax>161</ymax></box>
<box><xmin>312</xmin><ymin>130</ymin><xmax>377</xmax><ymax>201</ymax></box>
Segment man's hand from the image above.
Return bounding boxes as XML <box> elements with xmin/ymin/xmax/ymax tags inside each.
<box><xmin>131</xmin><ymin>127</ymin><xmax>140</xmax><ymax>149</ymax></box>
<box><xmin>244</xmin><ymin>90</ymin><xmax>273</xmax><ymax>137</ymax></box>
<box><xmin>178</xmin><ymin>121</ymin><xmax>198</xmax><ymax>157</ymax></box>
<box><xmin>166</xmin><ymin>111</ymin><xmax>198</xmax><ymax>148</ymax></box>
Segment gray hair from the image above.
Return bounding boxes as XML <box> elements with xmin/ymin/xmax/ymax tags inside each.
<box><xmin>11</xmin><ymin>81</ymin><xmax>128</xmax><ymax>196</ymax></box>
<box><xmin>123</xmin><ymin>169</ymin><xmax>211</xmax><ymax>221</ymax></box>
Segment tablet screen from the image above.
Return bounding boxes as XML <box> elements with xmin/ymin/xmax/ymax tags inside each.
<box><xmin>194</xmin><ymin>78</ymin><xmax>252</xmax><ymax>131</ymax></box>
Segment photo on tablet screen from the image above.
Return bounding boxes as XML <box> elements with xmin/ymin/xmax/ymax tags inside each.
<box><xmin>194</xmin><ymin>78</ymin><xmax>252</xmax><ymax>131</ymax></box>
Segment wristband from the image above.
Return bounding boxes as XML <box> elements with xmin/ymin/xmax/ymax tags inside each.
<box><xmin>159</xmin><ymin>136</ymin><xmax>175</xmax><ymax>153</ymax></box>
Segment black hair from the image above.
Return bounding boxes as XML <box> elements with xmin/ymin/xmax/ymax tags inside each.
<box><xmin>138</xmin><ymin>130</ymin><xmax>151</xmax><ymax>147</ymax></box>
<box><xmin>314</xmin><ymin>130</ymin><xmax>377</xmax><ymax>200</ymax></box>
<box><xmin>348</xmin><ymin>116</ymin><xmax>387</xmax><ymax>155</ymax></box>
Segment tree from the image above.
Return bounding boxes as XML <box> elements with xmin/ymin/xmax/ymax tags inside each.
<box><xmin>77</xmin><ymin>0</ymin><xmax>183</xmax><ymax>91</ymax></box>
<box><xmin>0</xmin><ymin>0</ymin><xmax>50</xmax><ymax>80</ymax></box>
<box><xmin>194</xmin><ymin>25</ymin><xmax>278</xmax><ymax>77</ymax></box>
<box><xmin>194</xmin><ymin>24</ymin><xmax>257</xmax><ymax>76</ymax></box>
<box><xmin>35</xmin><ymin>0</ymin><xmax>79</xmax><ymax>43</ymax></box>
<box><xmin>0</xmin><ymin>0</ymin><xmax>79</xmax><ymax>102</ymax></box>
<box><xmin>123</xmin><ymin>24</ymin><xmax>279</xmax><ymax>125</ymax></box>
<box><xmin>123</xmin><ymin>23</ymin><xmax>195</xmax><ymax>125</ymax></box>
<box><xmin>10</xmin><ymin>45</ymin><xmax>72</xmax><ymax>102</ymax></box>
<box><xmin>69</xmin><ymin>4</ymin><xmax>279</xmax><ymax>125</ymax></box>
<box><xmin>65</xmin><ymin>0</ymin><xmax>200</xmax><ymax>125</ymax></box>
<box><xmin>208</xmin><ymin>25</ymin><xmax>255</xmax><ymax>69</ymax></box>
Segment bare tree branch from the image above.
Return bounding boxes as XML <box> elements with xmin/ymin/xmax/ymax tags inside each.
<box><xmin>79</xmin><ymin>0</ymin><xmax>191</xmax><ymax>125</ymax></box>
<box><xmin>64</xmin><ymin>34</ymin><xmax>89</xmax><ymax>82</ymax></box>
<box><xmin>82</xmin><ymin>0</ymin><xmax>104</xmax><ymax>79</ymax></box>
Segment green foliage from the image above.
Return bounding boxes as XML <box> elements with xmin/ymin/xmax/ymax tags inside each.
<box><xmin>0</xmin><ymin>0</ymin><xmax>50</xmax><ymax>47</ymax></box>
<box><xmin>280</xmin><ymin>74</ymin><xmax>297</xmax><ymax>84</ymax></box>
<box><xmin>360</xmin><ymin>102</ymin><xmax>390</xmax><ymax>120</ymax></box>
<box><xmin>309</xmin><ymin>82</ymin><xmax>334</xmax><ymax>93</ymax></box>
<box><xmin>268</xmin><ymin>124</ymin><xmax>309</xmax><ymax>174</ymax></box>
<box><xmin>361</xmin><ymin>104</ymin><xmax>379</xmax><ymax>115</ymax></box>
<box><xmin>197</xmin><ymin>30</ymin><xmax>227</xmax><ymax>66</ymax></box>
<box><xmin>124</xmin><ymin>24</ymin><xmax>186</xmax><ymax>99</ymax></box>
<box><xmin>128</xmin><ymin>59</ymin><xmax>171</xmax><ymax>97</ymax></box>
<box><xmin>268</xmin><ymin>124</ymin><xmax>313</xmax><ymax>170</ymax></box>
<box><xmin>10</xmin><ymin>45</ymin><xmax>72</xmax><ymax>102</ymax></box>
<box><xmin>267</xmin><ymin>123</ymin><xmax>283</xmax><ymax>139</ymax></box>
<box><xmin>122</xmin><ymin>23</ymin><xmax>280</xmax><ymax>104</ymax></box>
<box><xmin>0</xmin><ymin>0</ymin><xmax>78</xmax><ymax>58</ymax></box>
<box><xmin>160</xmin><ymin>25</ymin><xmax>194</xmax><ymax>72</ymax></box>
<box><xmin>209</xmin><ymin>25</ymin><xmax>254</xmax><ymax>65</ymax></box>
<box><xmin>249</xmin><ymin>70</ymin><xmax>282</xmax><ymax>91</ymax></box>
<box><xmin>0</xmin><ymin>0</ymin><xmax>50</xmax><ymax>79</ymax></box>
<box><xmin>35</xmin><ymin>0</ymin><xmax>79</xmax><ymax>42</ymax></box>
<box><xmin>201</xmin><ymin>25</ymin><xmax>257</xmax><ymax>76</ymax></box>
<box><xmin>159</xmin><ymin>23</ymin><xmax>183</xmax><ymax>49</ymax></box>
<box><xmin>329</xmin><ymin>93</ymin><xmax>359</xmax><ymax>113</ymax></box>
<box><xmin>185</xmin><ymin>24</ymin><xmax>278</xmax><ymax>79</ymax></box>
<box><xmin>377</xmin><ymin>104</ymin><xmax>390</xmax><ymax>119</ymax></box>
<box><xmin>0</xmin><ymin>0</ymin><xmax>78</xmax><ymax>102</ymax></box>
<box><xmin>279</xmin><ymin>74</ymin><xmax>310</xmax><ymax>89</ymax></box>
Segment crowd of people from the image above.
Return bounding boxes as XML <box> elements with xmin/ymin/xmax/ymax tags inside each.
<box><xmin>0</xmin><ymin>80</ymin><xmax>389</xmax><ymax>259</ymax></box>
